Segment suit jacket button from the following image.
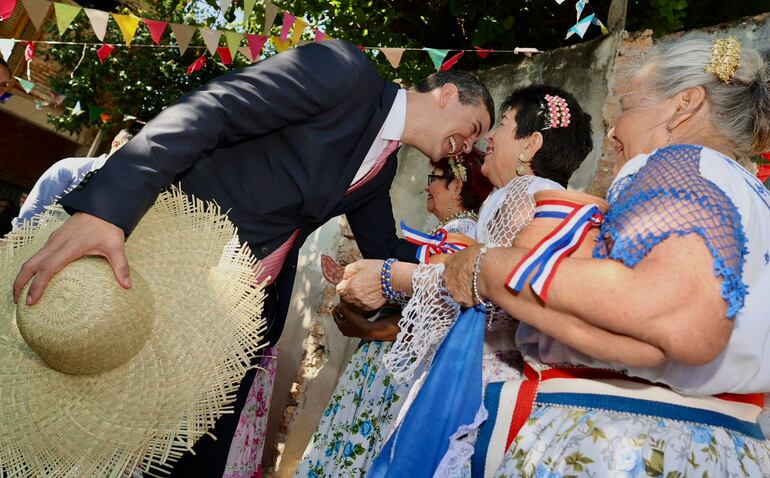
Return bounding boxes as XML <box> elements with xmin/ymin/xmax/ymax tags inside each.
<box><xmin>260</xmin><ymin>246</ymin><xmax>269</xmax><ymax>255</ymax></box>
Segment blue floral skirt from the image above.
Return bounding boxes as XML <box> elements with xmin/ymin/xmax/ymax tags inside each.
<box><xmin>295</xmin><ymin>340</ymin><xmax>410</xmax><ymax>478</ymax></box>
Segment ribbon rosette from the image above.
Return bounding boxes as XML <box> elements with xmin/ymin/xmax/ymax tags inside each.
<box><xmin>506</xmin><ymin>202</ymin><xmax>604</xmax><ymax>302</ymax></box>
<box><xmin>400</xmin><ymin>221</ymin><xmax>473</xmax><ymax>263</ymax></box>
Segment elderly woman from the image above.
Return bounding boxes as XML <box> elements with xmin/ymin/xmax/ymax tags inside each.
<box><xmin>429</xmin><ymin>33</ymin><xmax>770</xmax><ymax>476</ymax></box>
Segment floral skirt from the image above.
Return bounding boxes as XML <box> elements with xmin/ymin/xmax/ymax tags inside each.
<box><xmin>491</xmin><ymin>404</ymin><xmax>770</xmax><ymax>477</ymax></box>
<box><xmin>295</xmin><ymin>340</ymin><xmax>410</xmax><ymax>478</ymax></box>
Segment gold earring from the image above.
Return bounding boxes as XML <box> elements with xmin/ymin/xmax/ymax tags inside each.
<box><xmin>446</xmin><ymin>202</ymin><xmax>453</xmax><ymax>216</ymax></box>
<box><xmin>516</xmin><ymin>153</ymin><xmax>529</xmax><ymax>176</ymax></box>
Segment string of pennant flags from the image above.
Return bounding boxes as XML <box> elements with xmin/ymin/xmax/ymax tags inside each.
<box><xmin>0</xmin><ymin>0</ymin><xmax>608</xmax><ymax>120</ymax></box>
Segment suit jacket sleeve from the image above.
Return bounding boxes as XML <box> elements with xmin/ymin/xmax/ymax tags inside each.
<box><xmin>345</xmin><ymin>175</ymin><xmax>418</xmax><ymax>263</ymax></box>
<box><xmin>60</xmin><ymin>40</ymin><xmax>369</xmax><ymax>235</ymax></box>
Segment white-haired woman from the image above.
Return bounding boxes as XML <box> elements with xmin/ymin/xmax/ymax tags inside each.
<box><xmin>428</xmin><ymin>33</ymin><xmax>770</xmax><ymax>476</ymax></box>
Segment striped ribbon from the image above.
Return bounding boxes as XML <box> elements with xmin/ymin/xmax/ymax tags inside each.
<box><xmin>400</xmin><ymin>220</ymin><xmax>468</xmax><ymax>263</ymax></box>
<box><xmin>505</xmin><ymin>201</ymin><xmax>603</xmax><ymax>302</ymax></box>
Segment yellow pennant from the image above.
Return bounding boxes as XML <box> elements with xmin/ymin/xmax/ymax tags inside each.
<box><xmin>291</xmin><ymin>18</ymin><xmax>307</xmax><ymax>45</ymax></box>
<box><xmin>54</xmin><ymin>2</ymin><xmax>82</xmax><ymax>36</ymax></box>
<box><xmin>271</xmin><ymin>35</ymin><xmax>290</xmax><ymax>52</ymax></box>
<box><xmin>112</xmin><ymin>13</ymin><xmax>141</xmax><ymax>45</ymax></box>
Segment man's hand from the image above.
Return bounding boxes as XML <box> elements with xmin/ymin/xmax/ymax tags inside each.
<box><xmin>320</xmin><ymin>254</ymin><xmax>345</xmax><ymax>285</ymax></box>
<box><xmin>336</xmin><ymin>259</ymin><xmax>386</xmax><ymax>311</ymax></box>
<box><xmin>13</xmin><ymin>212</ymin><xmax>130</xmax><ymax>305</ymax></box>
<box><xmin>443</xmin><ymin>244</ymin><xmax>480</xmax><ymax>307</ymax></box>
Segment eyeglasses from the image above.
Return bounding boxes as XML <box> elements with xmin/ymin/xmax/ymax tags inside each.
<box><xmin>427</xmin><ymin>174</ymin><xmax>448</xmax><ymax>185</ymax></box>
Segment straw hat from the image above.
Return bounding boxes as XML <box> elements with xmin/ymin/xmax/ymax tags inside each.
<box><xmin>0</xmin><ymin>189</ymin><xmax>267</xmax><ymax>477</ymax></box>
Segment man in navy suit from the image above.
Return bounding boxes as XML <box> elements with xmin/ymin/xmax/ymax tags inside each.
<box><xmin>12</xmin><ymin>39</ymin><xmax>493</xmax><ymax>475</ymax></box>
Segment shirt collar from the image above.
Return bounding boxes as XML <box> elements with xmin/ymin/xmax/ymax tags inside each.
<box><xmin>381</xmin><ymin>89</ymin><xmax>406</xmax><ymax>142</ymax></box>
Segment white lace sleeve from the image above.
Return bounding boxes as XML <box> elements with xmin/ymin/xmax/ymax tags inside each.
<box><xmin>482</xmin><ymin>176</ymin><xmax>537</xmax><ymax>248</ymax></box>
<box><xmin>382</xmin><ymin>263</ymin><xmax>461</xmax><ymax>384</ymax></box>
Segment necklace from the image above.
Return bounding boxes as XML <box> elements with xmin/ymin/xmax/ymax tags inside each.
<box><xmin>430</xmin><ymin>210</ymin><xmax>478</xmax><ymax>235</ymax></box>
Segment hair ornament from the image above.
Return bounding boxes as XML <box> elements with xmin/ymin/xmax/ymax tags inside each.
<box><xmin>705</xmin><ymin>36</ymin><xmax>741</xmax><ymax>84</ymax></box>
<box><xmin>448</xmin><ymin>156</ymin><xmax>468</xmax><ymax>182</ymax></box>
<box><xmin>542</xmin><ymin>94</ymin><xmax>571</xmax><ymax>130</ymax></box>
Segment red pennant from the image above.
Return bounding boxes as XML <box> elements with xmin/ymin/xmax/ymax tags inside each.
<box><xmin>245</xmin><ymin>34</ymin><xmax>267</xmax><ymax>60</ymax></box>
<box><xmin>356</xmin><ymin>44</ymin><xmax>365</xmax><ymax>52</ymax></box>
<box><xmin>97</xmin><ymin>43</ymin><xmax>115</xmax><ymax>63</ymax></box>
<box><xmin>24</xmin><ymin>41</ymin><xmax>36</xmax><ymax>62</ymax></box>
<box><xmin>100</xmin><ymin>112</ymin><xmax>111</xmax><ymax>122</ymax></box>
<box><xmin>186</xmin><ymin>55</ymin><xmax>206</xmax><ymax>75</ymax></box>
<box><xmin>440</xmin><ymin>51</ymin><xmax>464</xmax><ymax>71</ymax></box>
<box><xmin>143</xmin><ymin>19</ymin><xmax>168</xmax><ymax>45</ymax></box>
<box><xmin>314</xmin><ymin>29</ymin><xmax>325</xmax><ymax>42</ymax></box>
<box><xmin>474</xmin><ymin>46</ymin><xmax>494</xmax><ymax>59</ymax></box>
<box><xmin>0</xmin><ymin>0</ymin><xmax>15</xmax><ymax>21</ymax></box>
<box><xmin>217</xmin><ymin>46</ymin><xmax>232</xmax><ymax>65</ymax></box>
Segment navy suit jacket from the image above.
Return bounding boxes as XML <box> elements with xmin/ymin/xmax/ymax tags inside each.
<box><xmin>61</xmin><ymin>40</ymin><xmax>417</xmax><ymax>344</ymax></box>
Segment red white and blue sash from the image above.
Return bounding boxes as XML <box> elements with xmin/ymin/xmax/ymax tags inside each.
<box><xmin>400</xmin><ymin>221</ymin><xmax>471</xmax><ymax>263</ymax></box>
<box><xmin>505</xmin><ymin>200</ymin><xmax>603</xmax><ymax>302</ymax></box>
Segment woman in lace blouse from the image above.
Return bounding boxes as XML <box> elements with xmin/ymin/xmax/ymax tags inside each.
<box><xmin>431</xmin><ymin>34</ymin><xmax>770</xmax><ymax>476</ymax></box>
<box><xmin>295</xmin><ymin>150</ymin><xmax>491</xmax><ymax>478</ymax></box>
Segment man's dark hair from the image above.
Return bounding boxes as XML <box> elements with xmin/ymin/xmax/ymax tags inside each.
<box><xmin>501</xmin><ymin>85</ymin><xmax>593</xmax><ymax>187</ymax></box>
<box><xmin>413</xmin><ymin>71</ymin><xmax>495</xmax><ymax>127</ymax></box>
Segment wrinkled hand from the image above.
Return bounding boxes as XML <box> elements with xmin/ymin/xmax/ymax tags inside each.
<box><xmin>336</xmin><ymin>259</ymin><xmax>386</xmax><ymax>311</ymax></box>
<box><xmin>321</xmin><ymin>254</ymin><xmax>345</xmax><ymax>285</ymax></box>
<box><xmin>443</xmin><ymin>244</ymin><xmax>480</xmax><ymax>307</ymax></box>
<box><xmin>331</xmin><ymin>302</ymin><xmax>376</xmax><ymax>339</ymax></box>
<box><xmin>13</xmin><ymin>212</ymin><xmax>129</xmax><ymax>305</ymax></box>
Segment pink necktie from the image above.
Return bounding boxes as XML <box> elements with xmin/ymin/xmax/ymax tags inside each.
<box><xmin>346</xmin><ymin>140</ymin><xmax>401</xmax><ymax>195</ymax></box>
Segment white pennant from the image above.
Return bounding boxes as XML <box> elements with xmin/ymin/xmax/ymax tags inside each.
<box><xmin>219</xmin><ymin>0</ymin><xmax>232</xmax><ymax>13</ymax></box>
<box><xmin>199</xmin><ymin>28</ymin><xmax>222</xmax><ymax>56</ymax></box>
<box><xmin>380</xmin><ymin>48</ymin><xmax>404</xmax><ymax>69</ymax></box>
<box><xmin>0</xmin><ymin>39</ymin><xmax>14</xmax><ymax>61</ymax></box>
<box><xmin>84</xmin><ymin>8</ymin><xmax>109</xmax><ymax>42</ymax></box>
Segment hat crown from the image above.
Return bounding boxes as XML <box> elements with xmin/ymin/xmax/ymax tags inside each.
<box><xmin>16</xmin><ymin>257</ymin><xmax>154</xmax><ymax>375</ymax></box>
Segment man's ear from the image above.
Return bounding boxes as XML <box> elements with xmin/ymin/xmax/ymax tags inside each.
<box><xmin>438</xmin><ymin>83</ymin><xmax>459</xmax><ymax>109</ymax></box>
<box><xmin>668</xmin><ymin>86</ymin><xmax>707</xmax><ymax>131</ymax></box>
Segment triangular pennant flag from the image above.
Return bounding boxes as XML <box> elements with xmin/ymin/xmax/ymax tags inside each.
<box><xmin>88</xmin><ymin>103</ymin><xmax>104</xmax><ymax>121</ymax></box>
<box><xmin>575</xmin><ymin>0</ymin><xmax>587</xmax><ymax>21</ymax></box>
<box><xmin>223</xmin><ymin>30</ymin><xmax>241</xmax><ymax>60</ymax></box>
<box><xmin>112</xmin><ymin>13</ymin><xmax>141</xmax><ymax>45</ymax></box>
<box><xmin>314</xmin><ymin>29</ymin><xmax>325</xmax><ymax>42</ymax></box>
<box><xmin>219</xmin><ymin>0</ymin><xmax>231</xmax><ymax>13</ymax></box>
<box><xmin>22</xmin><ymin>0</ymin><xmax>50</xmax><ymax>30</ymax></box>
<box><xmin>280</xmin><ymin>12</ymin><xmax>295</xmax><ymax>42</ymax></box>
<box><xmin>170</xmin><ymin>23</ymin><xmax>196</xmax><ymax>55</ymax></box>
<box><xmin>238</xmin><ymin>46</ymin><xmax>254</xmax><ymax>62</ymax></box>
<box><xmin>199</xmin><ymin>28</ymin><xmax>222</xmax><ymax>56</ymax></box>
<box><xmin>243</xmin><ymin>0</ymin><xmax>256</xmax><ymax>21</ymax></box>
<box><xmin>186</xmin><ymin>54</ymin><xmax>206</xmax><ymax>75</ymax></box>
<box><xmin>291</xmin><ymin>17</ymin><xmax>307</xmax><ymax>45</ymax></box>
<box><xmin>99</xmin><ymin>112</ymin><xmax>110</xmax><ymax>122</ymax></box>
<box><xmin>24</xmin><ymin>41</ymin><xmax>35</xmax><ymax>61</ymax></box>
<box><xmin>144</xmin><ymin>18</ymin><xmax>168</xmax><ymax>45</ymax></box>
<box><xmin>380</xmin><ymin>47</ymin><xmax>404</xmax><ymax>69</ymax></box>
<box><xmin>84</xmin><ymin>8</ymin><xmax>109</xmax><ymax>42</ymax></box>
<box><xmin>123</xmin><ymin>114</ymin><xmax>137</xmax><ymax>121</ymax></box>
<box><xmin>0</xmin><ymin>0</ymin><xmax>16</xmax><ymax>21</ymax></box>
<box><xmin>14</xmin><ymin>76</ymin><xmax>35</xmax><ymax>93</ymax></box>
<box><xmin>474</xmin><ymin>46</ymin><xmax>493</xmax><ymax>58</ymax></box>
<box><xmin>271</xmin><ymin>35</ymin><xmax>290</xmax><ymax>53</ymax></box>
<box><xmin>440</xmin><ymin>51</ymin><xmax>464</xmax><ymax>71</ymax></box>
<box><xmin>71</xmin><ymin>100</ymin><xmax>83</xmax><ymax>115</ymax></box>
<box><xmin>566</xmin><ymin>13</ymin><xmax>594</xmax><ymax>39</ymax></box>
<box><xmin>54</xmin><ymin>3</ymin><xmax>82</xmax><ymax>35</ymax></box>
<box><xmin>216</xmin><ymin>46</ymin><xmax>232</xmax><ymax>65</ymax></box>
<box><xmin>0</xmin><ymin>38</ymin><xmax>14</xmax><ymax>60</ymax></box>
<box><xmin>245</xmin><ymin>33</ymin><xmax>267</xmax><ymax>60</ymax></box>
<box><xmin>592</xmin><ymin>16</ymin><xmax>609</xmax><ymax>35</ymax></box>
<box><xmin>34</xmin><ymin>99</ymin><xmax>49</xmax><ymax>109</ymax></box>
<box><xmin>50</xmin><ymin>91</ymin><xmax>65</xmax><ymax>106</ymax></box>
<box><xmin>263</xmin><ymin>0</ymin><xmax>278</xmax><ymax>34</ymax></box>
<box><xmin>97</xmin><ymin>43</ymin><xmax>115</xmax><ymax>63</ymax></box>
<box><xmin>425</xmin><ymin>48</ymin><xmax>450</xmax><ymax>71</ymax></box>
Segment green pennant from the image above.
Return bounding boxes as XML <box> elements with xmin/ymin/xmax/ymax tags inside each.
<box><xmin>88</xmin><ymin>104</ymin><xmax>105</xmax><ymax>122</ymax></box>
<box><xmin>14</xmin><ymin>76</ymin><xmax>35</xmax><ymax>93</ymax></box>
<box><xmin>243</xmin><ymin>0</ymin><xmax>256</xmax><ymax>24</ymax></box>
<box><xmin>54</xmin><ymin>2</ymin><xmax>82</xmax><ymax>36</ymax></box>
<box><xmin>224</xmin><ymin>31</ymin><xmax>242</xmax><ymax>60</ymax></box>
<box><xmin>425</xmin><ymin>48</ymin><xmax>450</xmax><ymax>71</ymax></box>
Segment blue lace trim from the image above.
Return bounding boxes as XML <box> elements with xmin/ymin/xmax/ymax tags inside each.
<box><xmin>594</xmin><ymin>144</ymin><xmax>749</xmax><ymax>318</ymax></box>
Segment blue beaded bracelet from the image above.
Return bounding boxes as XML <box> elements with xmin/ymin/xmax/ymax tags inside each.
<box><xmin>380</xmin><ymin>258</ymin><xmax>404</xmax><ymax>301</ymax></box>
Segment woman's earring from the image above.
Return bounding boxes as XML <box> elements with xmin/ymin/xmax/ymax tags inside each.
<box><xmin>516</xmin><ymin>153</ymin><xmax>529</xmax><ymax>176</ymax></box>
<box><xmin>666</xmin><ymin>120</ymin><xmax>675</xmax><ymax>145</ymax></box>
<box><xmin>446</xmin><ymin>202</ymin><xmax>453</xmax><ymax>216</ymax></box>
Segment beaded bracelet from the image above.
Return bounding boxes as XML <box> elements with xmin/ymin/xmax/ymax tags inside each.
<box><xmin>381</xmin><ymin>258</ymin><xmax>405</xmax><ymax>301</ymax></box>
<box><xmin>472</xmin><ymin>245</ymin><xmax>494</xmax><ymax>308</ymax></box>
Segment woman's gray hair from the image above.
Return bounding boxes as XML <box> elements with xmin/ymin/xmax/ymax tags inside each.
<box><xmin>633</xmin><ymin>32</ymin><xmax>770</xmax><ymax>157</ymax></box>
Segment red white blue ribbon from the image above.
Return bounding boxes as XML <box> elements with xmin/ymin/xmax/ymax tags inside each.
<box><xmin>400</xmin><ymin>221</ymin><xmax>467</xmax><ymax>263</ymax></box>
<box><xmin>506</xmin><ymin>202</ymin><xmax>603</xmax><ymax>302</ymax></box>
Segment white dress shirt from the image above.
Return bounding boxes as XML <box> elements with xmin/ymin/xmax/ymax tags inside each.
<box><xmin>350</xmin><ymin>89</ymin><xmax>406</xmax><ymax>186</ymax></box>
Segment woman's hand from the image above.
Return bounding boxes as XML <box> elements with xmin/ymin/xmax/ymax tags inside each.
<box><xmin>443</xmin><ymin>244</ymin><xmax>481</xmax><ymax>307</ymax></box>
<box><xmin>332</xmin><ymin>302</ymin><xmax>378</xmax><ymax>338</ymax></box>
<box><xmin>336</xmin><ymin>259</ymin><xmax>386</xmax><ymax>311</ymax></box>
<box><xmin>321</xmin><ymin>254</ymin><xmax>345</xmax><ymax>285</ymax></box>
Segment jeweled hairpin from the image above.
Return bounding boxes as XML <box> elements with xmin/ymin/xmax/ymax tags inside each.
<box><xmin>706</xmin><ymin>36</ymin><xmax>741</xmax><ymax>84</ymax></box>
<box><xmin>542</xmin><ymin>94</ymin><xmax>571</xmax><ymax>130</ymax></box>
<box><xmin>448</xmin><ymin>156</ymin><xmax>468</xmax><ymax>182</ymax></box>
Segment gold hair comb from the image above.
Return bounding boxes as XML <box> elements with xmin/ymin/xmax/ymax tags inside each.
<box><xmin>705</xmin><ymin>36</ymin><xmax>741</xmax><ymax>84</ymax></box>
<box><xmin>449</xmin><ymin>156</ymin><xmax>467</xmax><ymax>182</ymax></box>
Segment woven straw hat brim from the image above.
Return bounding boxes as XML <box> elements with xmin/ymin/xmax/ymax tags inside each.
<box><xmin>0</xmin><ymin>189</ymin><xmax>266</xmax><ymax>477</ymax></box>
